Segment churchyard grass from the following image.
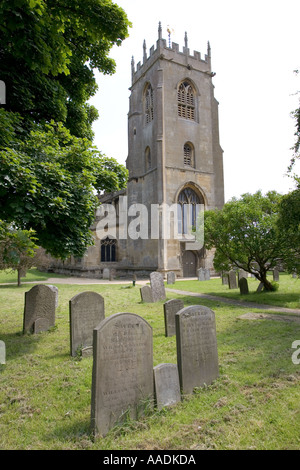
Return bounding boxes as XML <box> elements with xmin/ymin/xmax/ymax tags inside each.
<box><xmin>166</xmin><ymin>273</ymin><xmax>300</xmax><ymax>310</ymax></box>
<box><xmin>0</xmin><ymin>268</ymin><xmax>66</xmax><ymax>285</ymax></box>
<box><xmin>0</xmin><ymin>274</ymin><xmax>299</xmax><ymax>450</ymax></box>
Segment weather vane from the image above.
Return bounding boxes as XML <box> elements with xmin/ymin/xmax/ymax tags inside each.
<box><xmin>167</xmin><ymin>25</ymin><xmax>174</xmax><ymax>47</ymax></box>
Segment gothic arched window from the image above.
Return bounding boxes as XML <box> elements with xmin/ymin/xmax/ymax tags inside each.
<box><xmin>183</xmin><ymin>143</ymin><xmax>194</xmax><ymax>167</ymax></box>
<box><xmin>145</xmin><ymin>146</ymin><xmax>151</xmax><ymax>171</ymax></box>
<box><xmin>177</xmin><ymin>187</ymin><xmax>203</xmax><ymax>234</ymax></box>
<box><xmin>145</xmin><ymin>83</ymin><xmax>154</xmax><ymax>124</ymax></box>
<box><xmin>101</xmin><ymin>237</ymin><xmax>117</xmax><ymax>262</ymax></box>
<box><xmin>177</xmin><ymin>81</ymin><xmax>196</xmax><ymax>121</ymax></box>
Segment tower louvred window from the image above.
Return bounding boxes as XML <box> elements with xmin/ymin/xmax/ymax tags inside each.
<box><xmin>178</xmin><ymin>81</ymin><xmax>195</xmax><ymax>121</ymax></box>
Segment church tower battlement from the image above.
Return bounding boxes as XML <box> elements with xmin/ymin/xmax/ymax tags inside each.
<box><xmin>131</xmin><ymin>22</ymin><xmax>213</xmax><ymax>86</ymax></box>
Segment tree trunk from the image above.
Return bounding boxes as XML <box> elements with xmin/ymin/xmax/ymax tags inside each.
<box><xmin>17</xmin><ymin>268</ymin><xmax>21</xmax><ymax>287</ymax></box>
<box><xmin>256</xmin><ymin>270</ymin><xmax>274</xmax><ymax>291</ymax></box>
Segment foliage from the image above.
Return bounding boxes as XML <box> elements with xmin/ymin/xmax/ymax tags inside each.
<box><xmin>288</xmin><ymin>70</ymin><xmax>300</xmax><ymax>174</ymax></box>
<box><xmin>202</xmin><ymin>191</ymin><xmax>290</xmax><ymax>291</ymax></box>
<box><xmin>0</xmin><ymin>122</ymin><xmax>128</xmax><ymax>259</ymax></box>
<box><xmin>0</xmin><ymin>0</ymin><xmax>130</xmax><ymax>260</ymax></box>
<box><xmin>0</xmin><ymin>0</ymin><xmax>131</xmax><ymax>140</ymax></box>
<box><xmin>277</xmin><ymin>185</ymin><xmax>300</xmax><ymax>275</ymax></box>
<box><xmin>0</xmin><ymin>221</ymin><xmax>39</xmax><ymax>285</ymax></box>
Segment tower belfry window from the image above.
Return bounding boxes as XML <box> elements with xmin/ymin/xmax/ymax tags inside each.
<box><xmin>184</xmin><ymin>143</ymin><xmax>194</xmax><ymax>167</ymax></box>
<box><xmin>145</xmin><ymin>84</ymin><xmax>154</xmax><ymax>124</ymax></box>
<box><xmin>177</xmin><ymin>81</ymin><xmax>195</xmax><ymax>121</ymax></box>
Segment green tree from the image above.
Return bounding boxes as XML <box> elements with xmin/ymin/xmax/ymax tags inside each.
<box><xmin>0</xmin><ymin>122</ymin><xmax>128</xmax><ymax>259</ymax></box>
<box><xmin>0</xmin><ymin>222</ymin><xmax>39</xmax><ymax>286</ymax></box>
<box><xmin>203</xmin><ymin>191</ymin><xmax>290</xmax><ymax>291</ymax></box>
<box><xmin>277</xmin><ymin>186</ymin><xmax>300</xmax><ymax>275</ymax></box>
<box><xmin>0</xmin><ymin>0</ymin><xmax>130</xmax><ymax>259</ymax></box>
<box><xmin>0</xmin><ymin>0</ymin><xmax>131</xmax><ymax>140</ymax></box>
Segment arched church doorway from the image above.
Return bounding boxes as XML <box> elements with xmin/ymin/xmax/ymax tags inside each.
<box><xmin>182</xmin><ymin>251</ymin><xmax>197</xmax><ymax>277</ymax></box>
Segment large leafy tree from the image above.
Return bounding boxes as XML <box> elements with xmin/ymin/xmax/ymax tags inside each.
<box><xmin>0</xmin><ymin>0</ymin><xmax>130</xmax><ymax>259</ymax></box>
<box><xmin>0</xmin><ymin>0</ymin><xmax>130</xmax><ymax>139</ymax></box>
<box><xmin>277</xmin><ymin>69</ymin><xmax>300</xmax><ymax>274</ymax></box>
<box><xmin>203</xmin><ymin>191</ymin><xmax>291</xmax><ymax>291</ymax></box>
<box><xmin>0</xmin><ymin>123</ymin><xmax>128</xmax><ymax>259</ymax></box>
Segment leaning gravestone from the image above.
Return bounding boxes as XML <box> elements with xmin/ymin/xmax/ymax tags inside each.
<box><xmin>164</xmin><ymin>299</ymin><xmax>184</xmax><ymax>337</ymax></box>
<box><xmin>239</xmin><ymin>277</ymin><xmax>249</xmax><ymax>295</ymax></box>
<box><xmin>69</xmin><ymin>291</ymin><xmax>105</xmax><ymax>357</ymax></box>
<box><xmin>91</xmin><ymin>312</ymin><xmax>154</xmax><ymax>437</ymax></box>
<box><xmin>273</xmin><ymin>268</ymin><xmax>279</xmax><ymax>282</ymax></box>
<box><xmin>153</xmin><ymin>363</ymin><xmax>181</xmax><ymax>410</ymax></box>
<box><xmin>140</xmin><ymin>285</ymin><xmax>154</xmax><ymax>303</ymax></box>
<box><xmin>0</xmin><ymin>340</ymin><xmax>5</xmax><ymax>364</ymax></box>
<box><xmin>167</xmin><ymin>271</ymin><xmax>176</xmax><ymax>285</ymax></box>
<box><xmin>228</xmin><ymin>270</ymin><xmax>237</xmax><ymax>289</ymax></box>
<box><xmin>150</xmin><ymin>272</ymin><xmax>166</xmax><ymax>302</ymax></box>
<box><xmin>23</xmin><ymin>285</ymin><xmax>56</xmax><ymax>334</ymax></box>
<box><xmin>175</xmin><ymin>305</ymin><xmax>219</xmax><ymax>394</ymax></box>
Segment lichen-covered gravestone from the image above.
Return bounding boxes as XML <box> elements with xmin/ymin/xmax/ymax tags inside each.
<box><xmin>153</xmin><ymin>363</ymin><xmax>181</xmax><ymax>410</ymax></box>
<box><xmin>175</xmin><ymin>305</ymin><xmax>219</xmax><ymax>394</ymax></box>
<box><xmin>91</xmin><ymin>313</ymin><xmax>153</xmax><ymax>437</ymax></box>
<box><xmin>69</xmin><ymin>291</ymin><xmax>105</xmax><ymax>357</ymax></box>
<box><xmin>23</xmin><ymin>285</ymin><xmax>56</xmax><ymax>334</ymax></box>
<box><xmin>228</xmin><ymin>270</ymin><xmax>237</xmax><ymax>289</ymax></box>
<box><xmin>167</xmin><ymin>271</ymin><xmax>176</xmax><ymax>284</ymax></box>
<box><xmin>163</xmin><ymin>299</ymin><xmax>184</xmax><ymax>337</ymax></box>
<box><xmin>150</xmin><ymin>272</ymin><xmax>166</xmax><ymax>302</ymax></box>
<box><xmin>140</xmin><ymin>285</ymin><xmax>154</xmax><ymax>303</ymax></box>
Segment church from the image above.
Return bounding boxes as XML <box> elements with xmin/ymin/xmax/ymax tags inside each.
<box><xmin>52</xmin><ymin>23</ymin><xmax>224</xmax><ymax>279</ymax></box>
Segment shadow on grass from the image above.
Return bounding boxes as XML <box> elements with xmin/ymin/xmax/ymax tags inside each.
<box><xmin>0</xmin><ymin>329</ymin><xmax>55</xmax><ymax>360</ymax></box>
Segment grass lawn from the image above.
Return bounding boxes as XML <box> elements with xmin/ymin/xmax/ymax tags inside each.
<box><xmin>166</xmin><ymin>273</ymin><xmax>300</xmax><ymax>310</ymax></box>
<box><xmin>0</xmin><ymin>268</ymin><xmax>66</xmax><ymax>285</ymax></box>
<box><xmin>0</xmin><ymin>271</ymin><xmax>299</xmax><ymax>450</ymax></box>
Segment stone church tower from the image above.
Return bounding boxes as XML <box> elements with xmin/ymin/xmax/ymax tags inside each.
<box><xmin>49</xmin><ymin>24</ymin><xmax>224</xmax><ymax>278</ymax></box>
<box><xmin>120</xmin><ymin>23</ymin><xmax>224</xmax><ymax>277</ymax></box>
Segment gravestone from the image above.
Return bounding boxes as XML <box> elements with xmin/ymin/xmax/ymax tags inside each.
<box><xmin>273</xmin><ymin>268</ymin><xmax>279</xmax><ymax>282</ymax></box>
<box><xmin>0</xmin><ymin>340</ymin><xmax>5</xmax><ymax>364</ymax></box>
<box><xmin>222</xmin><ymin>272</ymin><xmax>228</xmax><ymax>285</ymax></box>
<box><xmin>175</xmin><ymin>305</ymin><xmax>219</xmax><ymax>394</ymax></box>
<box><xmin>228</xmin><ymin>270</ymin><xmax>237</xmax><ymax>289</ymax></box>
<box><xmin>48</xmin><ymin>285</ymin><xmax>59</xmax><ymax>308</ymax></box>
<box><xmin>23</xmin><ymin>284</ymin><xmax>56</xmax><ymax>334</ymax></box>
<box><xmin>238</xmin><ymin>269</ymin><xmax>248</xmax><ymax>280</ymax></box>
<box><xmin>91</xmin><ymin>312</ymin><xmax>154</xmax><ymax>437</ymax></box>
<box><xmin>204</xmin><ymin>269</ymin><xmax>210</xmax><ymax>280</ymax></box>
<box><xmin>239</xmin><ymin>277</ymin><xmax>249</xmax><ymax>295</ymax></box>
<box><xmin>167</xmin><ymin>271</ymin><xmax>176</xmax><ymax>285</ymax></box>
<box><xmin>150</xmin><ymin>272</ymin><xmax>166</xmax><ymax>302</ymax></box>
<box><xmin>163</xmin><ymin>299</ymin><xmax>184</xmax><ymax>337</ymax></box>
<box><xmin>69</xmin><ymin>291</ymin><xmax>105</xmax><ymax>357</ymax></box>
<box><xmin>197</xmin><ymin>268</ymin><xmax>205</xmax><ymax>281</ymax></box>
<box><xmin>140</xmin><ymin>285</ymin><xmax>153</xmax><ymax>303</ymax></box>
<box><xmin>256</xmin><ymin>282</ymin><xmax>264</xmax><ymax>292</ymax></box>
<box><xmin>153</xmin><ymin>363</ymin><xmax>181</xmax><ymax>410</ymax></box>
<box><xmin>103</xmin><ymin>268</ymin><xmax>110</xmax><ymax>280</ymax></box>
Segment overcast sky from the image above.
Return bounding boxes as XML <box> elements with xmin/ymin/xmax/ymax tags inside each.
<box><xmin>89</xmin><ymin>0</ymin><xmax>300</xmax><ymax>202</ymax></box>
